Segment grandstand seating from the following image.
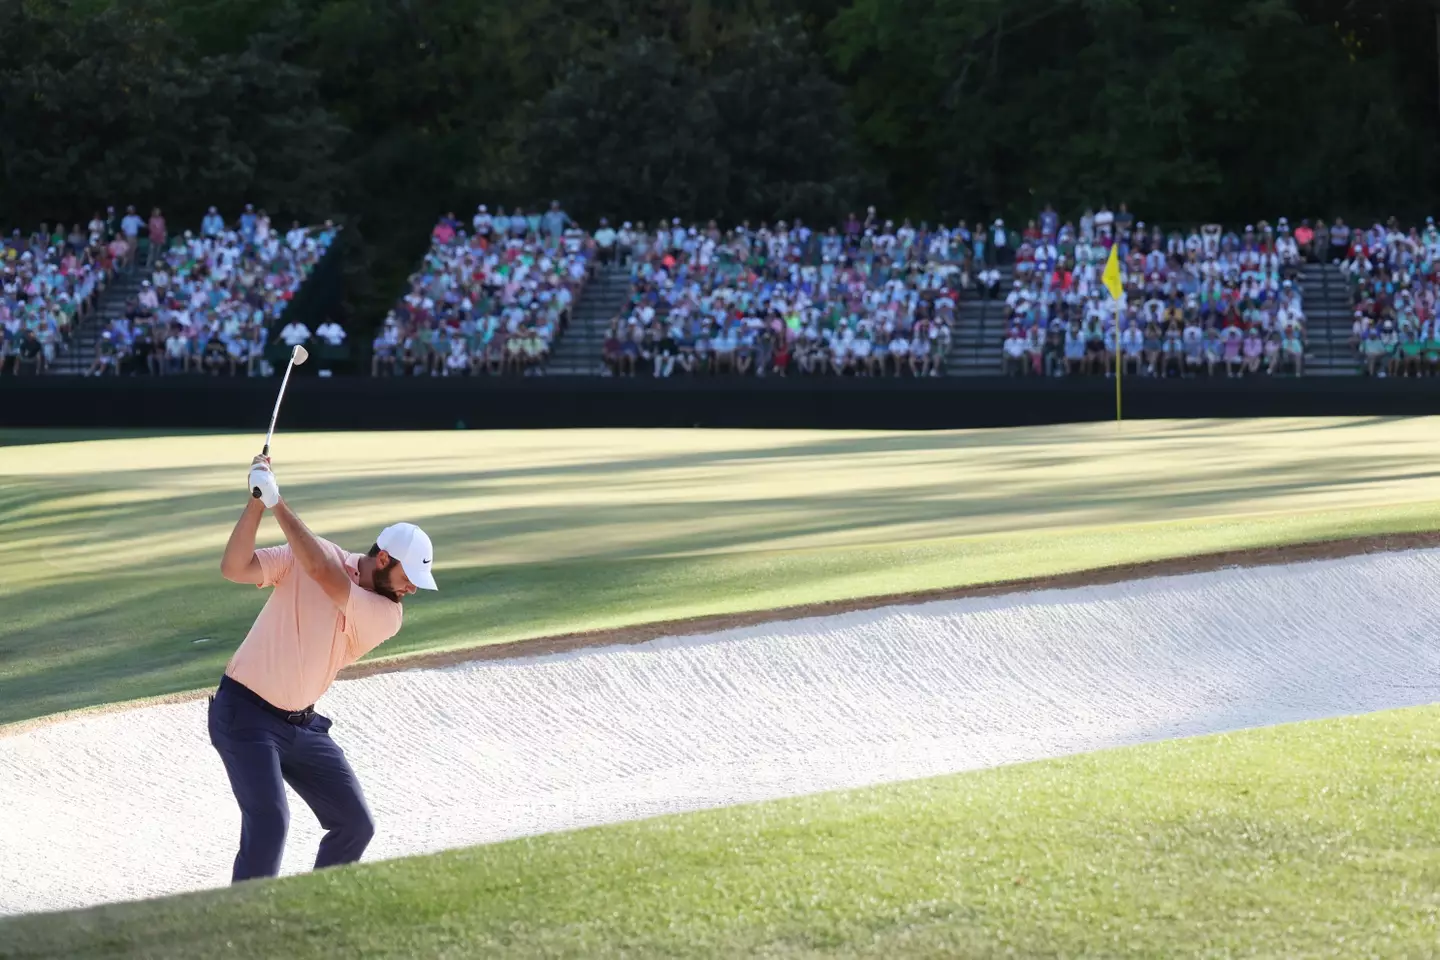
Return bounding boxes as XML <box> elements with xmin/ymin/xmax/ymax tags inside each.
<box><xmin>1</xmin><ymin>220</ymin><xmax>118</xmax><ymax>374</ymax></box>
<box><xmin>1339</xmin><ymin>218</ymin><xmax>1440</xmax><ymax>377</ymax></box>
<box><xmin>361</xmin><ymin>209</ymin><xmax>1434</xmax><ymax>380</ymax></box>
<box><xmin>372</xmin><ymin>210</ymin><xmax>594</xmax><ymax>377</ymax></box>
<box><xmin>993</xmin><ymin>217</ymin><xmax>1316</xmax><ymax>378</ymax></box>
<box><xmin>55</xmin><ymin>211</ymin><xmax>337</xmax><ymax>377</ymax></box>
<box><xmin>598</xmin><ymin>217</ymin><xmax>969</xmax><ymax>378</ymax></box>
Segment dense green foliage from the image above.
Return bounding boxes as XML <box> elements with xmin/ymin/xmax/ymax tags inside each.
<box><xmin>2</xmin><ymin>0</ymin><xmax>1437</xmax><ymax>320</ymax></box>
<box><xmin>525</xmin><ymin>23</ymin><xmax>869</xmax><ymax>225</ymax></box>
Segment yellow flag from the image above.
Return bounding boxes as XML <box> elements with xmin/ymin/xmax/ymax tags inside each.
<box><xmin>1101</xmin><ymin>241</ymin><xmax>1124</xmax><ymax>301</ymax></box>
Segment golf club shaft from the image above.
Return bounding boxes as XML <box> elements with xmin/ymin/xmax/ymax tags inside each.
<box><xmin>253</xmin><ymin>356</ymin><xmax>299</xmax><ymax>496</ymax></box>
<box><xmin>264</xmin><ymin>357</ymin><xmax>299</xmax><ymax>450</ymax></box>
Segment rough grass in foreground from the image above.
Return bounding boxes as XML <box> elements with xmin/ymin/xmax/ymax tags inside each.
<box><xmin>5</xmin><ymin>706</ymin><xmax>1440</xmax><ymax>958</ymax></box>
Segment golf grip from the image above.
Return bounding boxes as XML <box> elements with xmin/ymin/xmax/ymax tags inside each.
<box><xmin>252</xmin><ymin>442</ymin><xmax>270</xmax><ymax>499</ymax></box>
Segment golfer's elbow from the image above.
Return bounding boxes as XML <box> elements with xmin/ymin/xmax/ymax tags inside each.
<box><xmin>221</xmin><ymin>553</ymin><xmax>262</xmax><ymax>585</ymax></box>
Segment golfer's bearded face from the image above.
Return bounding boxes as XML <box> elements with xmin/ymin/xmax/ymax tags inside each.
<box><xmin>374</xmin><ymin>558</ymin><xmax>416</xmax><ymax>603</ymax></box>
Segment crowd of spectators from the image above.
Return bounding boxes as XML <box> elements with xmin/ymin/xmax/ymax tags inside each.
<box><xmin>1339</xmin><ymin>217</ymin><xmax>1440</xmax><ymax>377</ymax></box>
<box><xmin>0</xmin><ymin>207</ymin><xmax>147</xmax><ymax>374</ymax></box>
<box><xmin>87</xmin><ymin>206</ymin><xmax>338</xmax><ymax>377</ymax></box>
<box><xmin>602</xmin><ymin>208</ymin><xmax>975</xmax><ymax>378</ymax></box>
<box><xmin>147</xmin><ymin>200</ymin><xmax>1432</xmax><ymax>382</ymax></box>
<box><xmin>995</xmin><ymin>205</ymin><xmax>1310</xmax><ymax>378</ymax></box>
<box><xmin>371</xmin><ymin>202</ymin><xmax>594</xmax><ymax>376</ymax></box>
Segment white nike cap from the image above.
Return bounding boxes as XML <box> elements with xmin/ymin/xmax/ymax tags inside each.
<box><xmin>376</xmin><ymin>522</ymin><xmax>437</xmax><ymax>591</ymax></box>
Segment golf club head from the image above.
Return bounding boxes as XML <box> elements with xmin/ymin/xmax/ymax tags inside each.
<box><xmin>292</xmin><ymin>345</ymin><xmax>309</xmax><ymax>365</ymax></box>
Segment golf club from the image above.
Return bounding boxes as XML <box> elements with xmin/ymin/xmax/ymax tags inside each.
<box><xmin>252</xmin><ymin>344</ymin><xmax>308</xmax><ymax>499</ymax></box>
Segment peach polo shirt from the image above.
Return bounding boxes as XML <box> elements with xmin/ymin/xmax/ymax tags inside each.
<box><xmin>225</xmin><ymin>540</ymin><xmax>403</xmax><ymax>710</ymax></box>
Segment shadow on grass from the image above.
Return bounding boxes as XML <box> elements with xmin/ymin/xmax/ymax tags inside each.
<box><xmin>6</xmin><ymin>424</ymin><xmax>1440</xmax><ymax>724</ymax></box>
<box><xmin>0</xmin><ymin>542</ymin><xmax>909</xmax><ymax>725</ymax></box>
<box><xmin>0</xmin><ymin>428</ymin><xmax>242</xmax><ymax>447</ymax></box>
<box><xmin>7</xmin><ymin>440</ymin><xmax>1436</xmax><ymax>561</ymax></box>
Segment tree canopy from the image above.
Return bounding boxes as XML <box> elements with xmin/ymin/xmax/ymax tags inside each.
<box><xmin>525</xmin><ymin>22</ymin><xmax>868</xmax><ymax>225</ymax></box>
<box><xmin>2</xmin><ymin>0</ymin><xmax>1436</xmax><ymax>321</ymax></box>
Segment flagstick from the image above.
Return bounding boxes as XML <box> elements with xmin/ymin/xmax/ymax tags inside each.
<box><xmin>1100</xmin><ymin>237</ymin><xmax>1125</xmax><ymax>428</ymax></box>
<box><xmin>1115</xmin><ymin>295</ymin><xmax>1123</xmax><ymax>426</ymax></box>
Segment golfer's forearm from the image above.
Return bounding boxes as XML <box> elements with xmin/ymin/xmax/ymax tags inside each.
<box><xmin>271</xmin><ymin>500</ymin><xmax>346</xmax><ymax>586</ymax></box>
<box><xmin>220</xmin><ymin>499</ymin><xmax>265</xmax><ymax>577</ymax></box>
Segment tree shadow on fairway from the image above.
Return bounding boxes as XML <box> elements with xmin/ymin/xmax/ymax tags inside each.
<box><xmin>15</xmin><ymin>438</ymin><xmax>1439</xmax><ymax>568</ymax></box>
<box><xmin>0</xmin><ymin>428</ymin><xmax>241</xmax><ymax>448</ymax></box>
<box><xmin>0</xmin><ymin>542</ymin><xmax>905</xmax><ymax>725</ymax></box>
<box><xmin>9</xmin><ymin>426</ymin><xmax>1440</xmax><ymax>726</ymax></box>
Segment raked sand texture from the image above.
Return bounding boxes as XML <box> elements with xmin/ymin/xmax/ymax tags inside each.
<box><xmin>5</xmin><ymin>549</ymin><xmax>1440</xmax><ymax>916</ymax></box>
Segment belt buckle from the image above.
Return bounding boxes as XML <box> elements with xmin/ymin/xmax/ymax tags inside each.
<box><xmin>286</xmin><ymin>708</ymin><xmax>310</xmax><ymax>724</ymax></box>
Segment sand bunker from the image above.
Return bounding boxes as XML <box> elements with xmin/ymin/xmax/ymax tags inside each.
<box><xmin>5</xmin><ymin>549</ymin><xmax>1440</xmax><ymax>916</ymax></box>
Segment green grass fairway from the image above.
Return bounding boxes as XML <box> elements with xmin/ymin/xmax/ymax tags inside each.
<box><xmin>6</xmin><ymin>705</ymin><xmax>1439</xmax><ymax>958</ymax></box>
<box><xmin>6</xmin><ymin>418</ymin><xmax>1440</xmax><ymax>725</ymax></box>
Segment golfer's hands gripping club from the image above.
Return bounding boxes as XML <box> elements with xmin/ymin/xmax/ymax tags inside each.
<box><xmin>248</xmin><ymin>455</ymin><xmax>280</xmax><ymax>508</ymax></box>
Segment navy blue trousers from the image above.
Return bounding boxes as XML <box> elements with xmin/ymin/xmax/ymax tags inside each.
<box><xmin>208</xmin><ymin>677</ymin><xmax>375</xmax><ymax>883</ymax></box>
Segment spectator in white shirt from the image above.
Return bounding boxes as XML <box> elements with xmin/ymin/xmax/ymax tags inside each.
<box><xmin>1094</xmin><ymin>203</ymin><xmax>1114</xmax><ymax>239</ymax></box>
<box><xmin>990</xmin><ymin>219</ymin><xmax>1009</xmax><ymax>265</ymax></box>
<box><xmin>978</xmin><ymin>266</ymin><xmax>1001</xmax><ymax>298</ymax></box>
<box><xmin>165</xmin><ymin>328</ymin><xmax>189</xmax><ymax>374</ymax></box>
<box><xmin>472</xmin><ymin>205</ymin><xmax>493</xmax><ymax>237</ymax></box>
<box><xmin>280</xmin><ymin>320</ymin><xmax>311</xmax><ymax>347</ymax></box>
<box><xmin>1276</xmin><ymin>230</ymin><xmax>1300</xmax><ymax>268</ymax></box>
<box><xmin>1003</xmin><ymin>330</ymin><xmax>1028</xmax><ymax>375</ymax></box>
<box><xmin>444</xmin><ymin>337</ymin><xmax>469</xmax><ymax>376</ymax></box>
<box><xmin>137</xmin><ymin>282</ymin><xmax>159</xmax><ymax>315</ymax></box>
<box><xmin>594</xmin><ymin>218</ymin><xmax>617</xmax><ymax>264</ymax></box>
<box><xmin>1120</xmin><ymin>322</ymin><xmax>1144</xmax><ymax>375</ymax></box>
<box><xmin>887</xmin><ymin>333</ymin><xmax>909</xmax><ymax>376</ymax></box>
<box><xmin>616</xmin><ymin>222</ymin><xmax>636</xmax><ymax>265</ymax></box>
<box><xmin>315</xmin><ymin>320</ymin><xmax>347</xmax><ymax>346</ymax></box>
<box><xmin>712</xmin><ymin>325</ymin><xmax>738</xmax><ymax>373</ymax></box>
<box><xmin>121</xmin><ymin>206</ymin><xmax>144</xmax><ymax>238</ymax></box>
<box><xmin>120</xmin><ymin>205</ymin><xmax>145</xmax><ymax>258</ymax></box>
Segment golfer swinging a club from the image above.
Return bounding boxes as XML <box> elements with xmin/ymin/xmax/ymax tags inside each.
<box><xmin>210</xmin><ymin>454</ymin><xmax>437</xmax><ymax>882</ymax></box>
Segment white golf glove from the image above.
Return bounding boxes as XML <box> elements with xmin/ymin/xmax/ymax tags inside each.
<box><xmin>248</xmin><ymin>464</ymin><xmax>280</xmax><ymax>508</ymax></box>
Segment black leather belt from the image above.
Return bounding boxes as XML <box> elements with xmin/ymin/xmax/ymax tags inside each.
<box><xmin>217</xmin><ymin>674</ymin><xmax>316</xmax><ymax>725</ymax></box>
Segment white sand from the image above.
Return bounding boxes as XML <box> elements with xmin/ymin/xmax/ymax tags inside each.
<box><xmin>4</xmin><ymin>549</ymin><xmax>1440</xmax><ymax>916</ymax></box>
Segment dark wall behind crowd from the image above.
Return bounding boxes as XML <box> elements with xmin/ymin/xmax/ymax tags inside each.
<box><xmin>6</xmin><ymin>378</ymin><xmax>1440</xmax><ymax>432</ymax></box>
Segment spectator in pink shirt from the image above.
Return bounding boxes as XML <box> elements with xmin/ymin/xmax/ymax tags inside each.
<box><xmin>108</xmin><ymin>235</ymin><xmax>130</xmax><ymax>270</ymax></box>
<box><xmin>431</xmin><ymin>214</ymin><xmax>458</xmax><ymax>246</ymax></box>
<box><xmin>148</xmin><ymin>208</ymin><xmax>167</xmax><ymax>254</ymax></box>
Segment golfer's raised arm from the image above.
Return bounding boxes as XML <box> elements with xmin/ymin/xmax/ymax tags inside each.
<box><xmin>271</xmin><ymin>500</ymin><xmax>352</xmax><ymax>608</ymax></box>
<box><xmin>220</xmin><ymin>498</ymin><xmax>266</xmax><ymax>584</ymax></box>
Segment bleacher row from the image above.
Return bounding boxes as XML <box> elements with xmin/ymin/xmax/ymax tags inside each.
<box><xmin>2</xmin><ymin>205</ymin><xmax>337</xmax><ymax>377</ymax></box>
<box><xmin>371</xmin><ymin>204</ymin><xmax>588</xmax><ymax>377</ymax></box>
<box><xmin>378</xmin><ymin>207</ymin><xmax>1440</xmax><ymax>380</ymax></box>
<box><xmin>6</xmin><ymin>205</ymin><xmax>1435</xmax><ymax>378</ymax></box>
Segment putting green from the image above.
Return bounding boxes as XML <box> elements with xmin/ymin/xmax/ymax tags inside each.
<box><xmin>5</xmin><ymin>417</ymin><xmax>1440</xmax><ymax>726</ymax></box>
<box><xmin>5</xmin><ymin>705</ymin><xmax>1438</xmax><ymax>958</ymax></box>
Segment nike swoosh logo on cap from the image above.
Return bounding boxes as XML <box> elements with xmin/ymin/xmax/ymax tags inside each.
<box><xmin>423</xmin><ymin>558</ymin><xmax>431</xmax><ymax>564</ymax></box>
